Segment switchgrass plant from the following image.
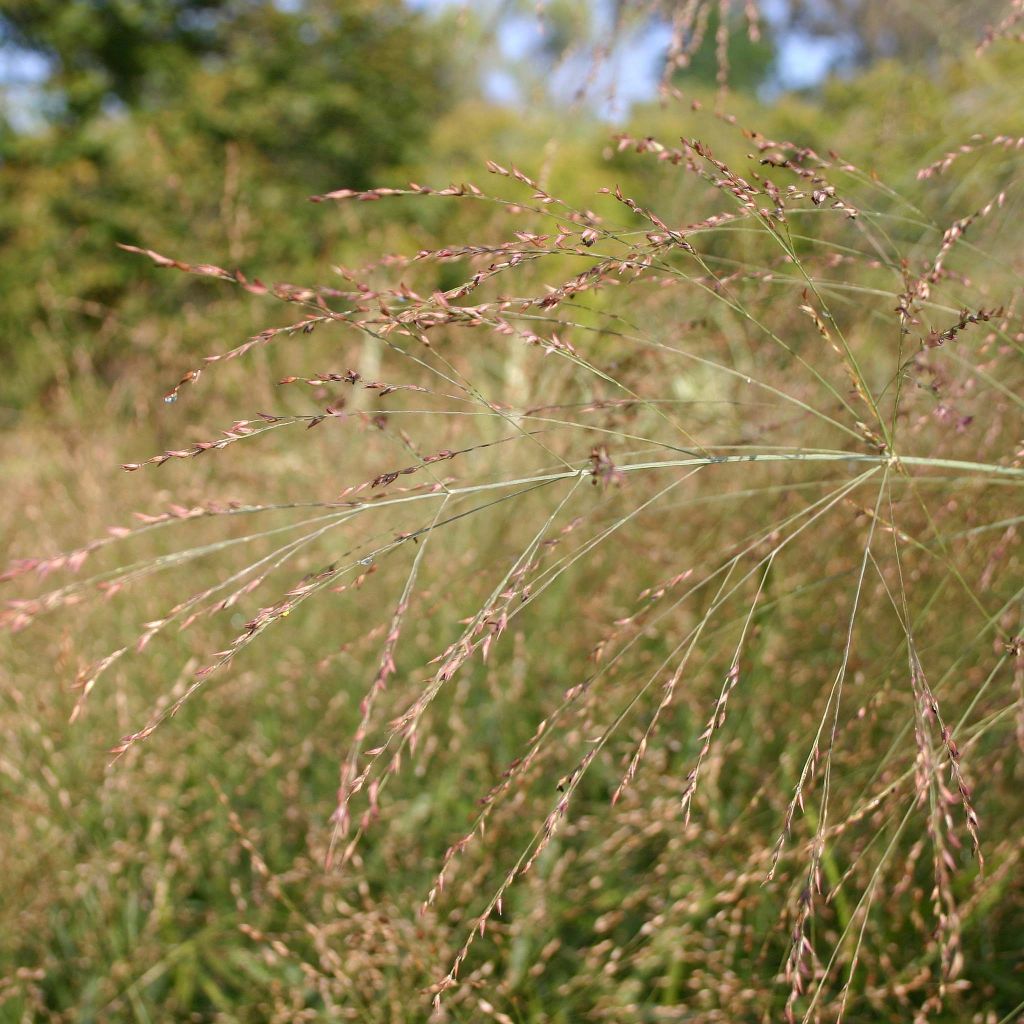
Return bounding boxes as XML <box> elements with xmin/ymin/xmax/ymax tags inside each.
<box><xmin>4</xmin><ymin>55</ymin><xmax>1024</xmax><ymax>1024</ymax></box>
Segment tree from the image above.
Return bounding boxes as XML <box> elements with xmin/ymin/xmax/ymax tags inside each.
<box><xmin>0</xmin><ymin>0</ymin><xmax>453</xmax><ymax>185</ymax></box>
<box><xmin>0</xmin><ymin>0</ymin><xmax>236</xmax><ymax>123</ymax></box>
<box><xmin>0</xmin><ymin>0</ymin><xmax>457</xmax><ymax>407</ymax></box>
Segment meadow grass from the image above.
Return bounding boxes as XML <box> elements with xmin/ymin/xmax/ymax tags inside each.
<box><xmin>2</xmin><ymin>74</ymin><xmax>1024</xmax><ymax>1024</ymax></box>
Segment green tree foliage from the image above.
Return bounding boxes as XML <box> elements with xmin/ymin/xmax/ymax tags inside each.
<box><xmin>0</xmin><ymin>0</ymin><xmax>454</xmax><ymax>410</ymax></box>
<box><xmin>0</xmin><ymin>0</ymin><xmax>231</xmax><ymax>122</ymax></box>
<box><xmin>168</xmin><ymin>1</ymin><xmax>453</xmax><ymax>190</ymax></box>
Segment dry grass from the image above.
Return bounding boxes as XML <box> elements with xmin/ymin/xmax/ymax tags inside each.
<box><xmin>3</xmin><ymin>57</ymin><xmax>1024</xmax><ymax>1023</ymax></box>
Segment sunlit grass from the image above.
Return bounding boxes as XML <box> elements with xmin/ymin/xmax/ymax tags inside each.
<box><xmin>3</xmin><ymin>65</ymin><xmax>1024</xmax><ymax>1024</ymax></box>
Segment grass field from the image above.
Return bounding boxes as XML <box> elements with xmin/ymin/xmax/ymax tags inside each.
<box><xmin>3</xmin><ymin>62</ymin><xmax>1024</xmax><ymax>1023</ymax></box>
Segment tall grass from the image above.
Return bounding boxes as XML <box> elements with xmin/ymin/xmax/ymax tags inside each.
<box><xmin>3</xmin><ymin>46</ymin><xmax>1024</xmax><ymax>1024</ymax></box>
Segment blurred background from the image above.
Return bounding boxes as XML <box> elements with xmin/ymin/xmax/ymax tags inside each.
<box><xmin>0</xmin><ymin>0</ymin><xmax>1012</xmax><ymax>415</ymax></box>
<box><xmin>2</xmin><ymin>2</ymin><xmax>1022</xmax><ymax>1021</ymax></box>
<box><xmin>0</xmin><ymin>0</ymin><xmax>1016</xmax><ymax>410</ymax></box>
